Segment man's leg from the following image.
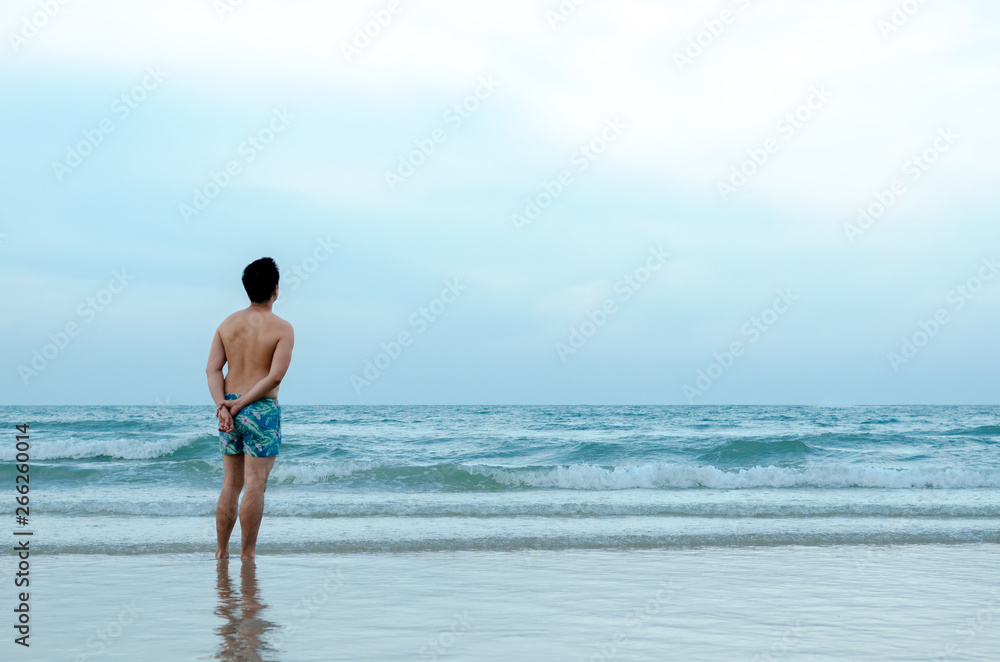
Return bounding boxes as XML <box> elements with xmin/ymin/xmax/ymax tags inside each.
<box><xmin>216</xmin><ymin>453</ymin><xmax>244</xmax><ymax>559</ymax></box>
<box><xmin>239</xmin><ymin>455</ymin><xmax>276</xmax><ymax>561</ymax></box>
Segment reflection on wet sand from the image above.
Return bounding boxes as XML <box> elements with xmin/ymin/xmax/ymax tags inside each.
<box><xmin>214</xmin><ymin>561</ymin><xmax>280</xmax><ymax>661</ymax></box>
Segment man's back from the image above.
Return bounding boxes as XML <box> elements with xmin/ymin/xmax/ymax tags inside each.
<box><xmin>218</xmin><ymin>309</ymin><xmax>292</xmax><ymax>398</ymax></box>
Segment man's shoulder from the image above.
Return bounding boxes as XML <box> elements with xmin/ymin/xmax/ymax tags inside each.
<box><xmin>218</xmin><ymin>309</ymin><xmax>247</xmax><ymax>328</ymax></box>
<box><xmin>271</xmin><ymin>314</ymin><xmax>294</xmax><ymax>333</ymax></box>
<box><xmin>217</xmin><ymin>311</ymin><xmax>238</xmax><ymax>328</ymax></box>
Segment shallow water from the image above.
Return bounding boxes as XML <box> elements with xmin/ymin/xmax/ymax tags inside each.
<box><xmin>9</xmin><ymin>547</ymin><xmax>999</xmax><ymax>661</ymax></box>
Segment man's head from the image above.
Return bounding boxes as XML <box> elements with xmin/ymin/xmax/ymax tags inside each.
<box><xmin>242</xmin><ymin>257</ymin><xmax>279</xmax><ymax>303</ymax></box>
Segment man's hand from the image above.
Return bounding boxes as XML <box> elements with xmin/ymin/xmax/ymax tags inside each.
<box><xmin>223</xmin><ymin>397</ymin><xmax>245</xmax><ymax>417</ymax></box>
<box><xmin>217</xmin><ymin>405</ymin><xmax>234</xmax><ymax>433</ymax></box>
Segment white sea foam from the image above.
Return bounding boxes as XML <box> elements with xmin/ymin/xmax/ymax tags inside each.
<box><xmin>35</xmin><ymin>496</ymin><xmax>1000</xmax><ymax>519</ymax></box>
<box><xmin>27</xmin><ymin>516</ymin><xmax>1000</xmax><ymax>553</ymax></box>
<box><xmin>145</xmin><ymin>457</ymin><xmax>1000</xmax><ymax>490</ymax></box>
<box><xmin>477</xmin><ymin>463</ymin><xmax>1000</xmax><ymax>490</ymax></box>
<box><xmin>210</xmin><ymin>460</ymin><xmax>1000</xmax><ymax>489</ymax></box>
<box><xmin>0</xmin><ymin>434</ymin><xmax>203</xmax><ymax>460</ymax></box>
<box><xmin>268</xmin><ymin>460</ymin><xmax>387</xmax><ymax>484</ymax></box>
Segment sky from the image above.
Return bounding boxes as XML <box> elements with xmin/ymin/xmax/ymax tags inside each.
<box><xmin>1</xmin><ymin>0</ymin><xmax>999</xmax><ymax>405</ymax></box>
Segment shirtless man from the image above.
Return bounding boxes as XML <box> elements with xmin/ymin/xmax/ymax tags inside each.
<box><xmin>206</xmin><ymin>257</ymin><xmax>294</xmax><ymax>561</ymax></box>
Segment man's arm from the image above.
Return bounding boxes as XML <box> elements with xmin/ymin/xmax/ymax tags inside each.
<box><xmin>226</xmin><ymin>325</ymin><xmax>294</xmax><ymax>416</ymax></box>
<box><xmin>207</xmin><ymin>329</ymin><xmax>234</xmax><ymax>432</ymax></box>
<box><xmin>206</xmin><ymin>329</ymin><xmax>231</xmax><ymax>422</ymax></box>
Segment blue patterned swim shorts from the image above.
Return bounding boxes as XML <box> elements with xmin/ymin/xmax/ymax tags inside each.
<box><xmin>219</xmin><ymin>394</ymin><xmax>281</xmax><ymax>457</ymax></box>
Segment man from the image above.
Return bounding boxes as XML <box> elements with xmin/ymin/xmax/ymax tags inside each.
<box><xmin>206</xmin><ymin>257</ymin><xmax>294</xmax><ymax>561</ymax></box>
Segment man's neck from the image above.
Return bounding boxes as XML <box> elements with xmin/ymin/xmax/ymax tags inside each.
<box><xmin>248</xmin><ymin>301</ymin><xmax>273</xmax><ymax>313</ymax></box>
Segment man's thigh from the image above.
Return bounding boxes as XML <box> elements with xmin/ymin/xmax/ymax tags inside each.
<box><xmin>222</xmin><ymin>453</ymin><xmax>245</xmax><ymax>487</ymax></box>
<box><xmin>243</xmin><ymin>455</ymin><xmax>275</xmax><ymax>487</ymax></box>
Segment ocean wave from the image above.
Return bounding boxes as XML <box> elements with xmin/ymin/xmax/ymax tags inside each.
<box><xmin>696</xmin><ymin>438</ymin><xmax>816</xmax><ymax>464</ymax></box>
<box><xmin>22</xmin><ymin>419</ymin><xmax>158</xmax><ymax>433</ymax></box>
<box><xmin>249</xmin><ymin>461</ymin><xmax>1000</xmax><ymax>490</ymax></box>
<box><xmin>34</xmin><ymin>498</ymin><xmax>1000</xmax><ymax>520</ymax></box>
<box><xmin>268</xmin><ymin>460</ymin><xmax>389</xmax><ymax>484</ymax></box>
<box><xmin>37</xmin><ymin>530</ymin><xmax>1000</xmax><ymax>555</ymax></box>
<box><xmin>267</xmin><ymin>462</ymin><xmax>511</xmax><ymax>490</ymax></box>
<box><xmin>478</xmin><ymin>463</ymin><xmax>1000</xmax><ymax>490</ymax></box>
<box><xmin>941</xmin><ymin>425</ymin><xmax>1000</xmax><ymax>437</ymax></box>
<box><xmin>0</xmin><ymin>434</ymin><xmax>211</xmax><ymax>460</ymax></box>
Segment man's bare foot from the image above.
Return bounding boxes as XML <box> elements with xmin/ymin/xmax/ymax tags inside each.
<box><xmin>216</xmin><ymin>547</ymin><xmax>229</xmax><ymax>559</ymax></box>
<box><xmin>241</xmin><ymin>553</ymin><xmax>255</xmax><ymax>562</ymax></box>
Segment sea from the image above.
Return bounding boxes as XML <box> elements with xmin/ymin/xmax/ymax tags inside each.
<box><xmin>1</xmin><ymin>404</ymin><xmax>998</xmax><ymax>661</ymax></box>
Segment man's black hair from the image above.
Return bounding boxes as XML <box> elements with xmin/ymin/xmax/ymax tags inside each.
<box><xmin>242</xmin><ymin>257</ymin><xmax>279</xmax><ymax>303</ymax></box>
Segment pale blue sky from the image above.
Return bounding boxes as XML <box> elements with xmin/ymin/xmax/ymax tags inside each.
<box><xmin>2</xmin><ymin>0</ymin><xmax>999</xmax><ymax>405</ymax></box>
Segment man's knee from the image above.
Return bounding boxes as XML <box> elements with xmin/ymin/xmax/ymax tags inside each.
<box><xmin>244</xmin><ymin>476</ymin><xmax>268</xmax><ymax>493</ymax></box>
<box><xmin>224</xmin><ymin>474</ymin><xmax>244</xmax><ymax>489</ymax></box>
